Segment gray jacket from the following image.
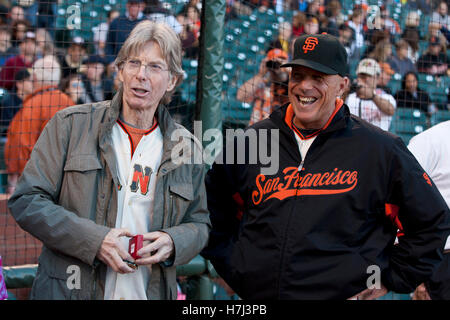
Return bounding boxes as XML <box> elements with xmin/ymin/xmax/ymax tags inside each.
<box><xmin>8</xmin><ymin>88</ymin><xmax>211</xmax><ymax>300</ymax></box>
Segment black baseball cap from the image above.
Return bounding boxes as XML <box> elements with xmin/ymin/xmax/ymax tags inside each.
<box><xmin>281</xmin><ymin>33</ymin><xmax>348</xmax><ymax>77</ymax></box>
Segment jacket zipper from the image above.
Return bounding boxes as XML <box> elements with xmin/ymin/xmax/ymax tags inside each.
<box><xmin>276</xmin><ymin>135</ymin><xmax>317</xmax><ymax>298</ymax></box>
<box><xmin>275</xmin><ymin>164</ymin><xmax>303</xmax><ymax>299</ymax></box>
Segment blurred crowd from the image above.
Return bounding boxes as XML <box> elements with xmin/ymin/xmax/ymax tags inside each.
<box><xmin>0</xmin><ymin>0</ymin><xmax>203</xmax><ymax>199</ymax></box>
<box><xmin>0</xmin><ymin>0</ymin><xmax>448</xmax><ymax>163</ymax></box>
<box><xmin>0</xmin><ymin>0</ymin><xmax>202</xmax><ymax>140</ymax></box>
<box><xmin>0</xmin><ymin>0</ymin><xmax>448</xmax><ymax>301</ymax></box>
<box><xmin>232</xmin><ymin>0</ymin><xmax>449</xmax><ymax>129</ymax></box>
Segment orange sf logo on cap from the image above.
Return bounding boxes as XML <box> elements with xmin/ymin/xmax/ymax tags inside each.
<box><xmin>303</xmin><ymin>37</ymin><xmax>319</xmax><ymax>53</ymax></box>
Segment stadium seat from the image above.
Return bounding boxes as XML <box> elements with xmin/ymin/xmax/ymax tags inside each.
<box><xmin>429</xmin><ymin>86</ymin><xmax>449</xmax><ymax>108</ymax></box>
<box><xmin>430</xmin><ymin>110</ymin><xmax>450</xmax><ymax>126</ymax></box>
<box><xmin>227</xmin><ymin>19</ymin><xmax>242</xmax><ymax>31</ymax></box>
<box><xmin>419</xmin><ymin>15</ymin><xmax>431</xmax><ymax>38</ymax></box>
<box><xmin>417</xmin><ymin>73</ymin><xmax>436</xmax><ymax>96</ymax></box>
<box><xmin>389</xmin><ymin>108</ymin><xmax>427</xmax><ymax>144</ymax></box>
<box><xmin>418</xmin><ymin>40</ymin><xmax>429</xmax><ymax>55</ymax></box>
<box><xmin>393</xmin><ymin>108</ymin><xmax>427</xmax><ymax>121</ymax></box>
<box><xmin>222</xmin><ymin>97</ymin><xmax>252</xmax><ymax>125</ymax></box>
<box><xmin>417</xmin><ymin>73</ymin><xmax>435</xmax><ymax>85</ymax></box>
<box><xmin>441</xmin><ymin>76</ymin><xmax>450</xmax><ymax>88</ymax></box>
<box><xmin>387</xmin><ymin>78</ymin><xmax>402</xmax><ymax>95</ymax></box>
<box><xmin>224</xmin><ymin>33</ymin><xmax>235</xmax><ymax>43</ymax></box>
<box><xmin>392</xmin><ymin>121</ymin><xmax>425</xmax><ymax>135</ymax></box>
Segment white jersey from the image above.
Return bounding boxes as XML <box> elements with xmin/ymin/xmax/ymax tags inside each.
<box><xmin>104</xmin><ymin>120</ymin><xmax>163</xmax><ymax>300</ymax></box>
<box><xmin>346</xmin><ymin>90</ymin><xmax>397</xmax><ymax>131</ymax></box>
<box><xmin>408</xmin><ymin>121</ymin><xmax>450</xmax><ymax>209</ymax></box>
<box><xmin>408</xmin><ymin>121</ymin><xmax>450</xmax><ymax>250</ymax></box>
<box><xmin>293</xmin><ymin>133</ymin><xmax>317</xmax><ymax>165</ymax></box>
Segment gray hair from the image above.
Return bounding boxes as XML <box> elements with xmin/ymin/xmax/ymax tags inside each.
<box><xmin>32</xmin><ymin>55</ymin><xmax>61</xmax><ymax>86</ymax></box>
<box><xmin>115</xmin><ymin>20</ymin><xmax>184</xmax><ymax>104</ymax></box>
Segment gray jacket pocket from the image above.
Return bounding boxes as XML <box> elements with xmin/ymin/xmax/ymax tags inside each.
<box><xmin>64</xmin><ymin>155</ymin><xmax>102</xmax><ymax>172</ymax></box>
<box><xmin>169</xmin><ymin>183</ymin><xmax>194</xmax><ymax>226</ymax></box>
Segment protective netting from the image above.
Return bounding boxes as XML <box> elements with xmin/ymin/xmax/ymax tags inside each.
<box><xmin>0</xmin><ymin>0</ymin><xmax>449</xmax><ymax>300</ymax></box>
<box><xmin>222</xmin><ymin>0</ymin><xmax>449</xmax><ymax>138</ymax></box>
<box><xmin>0</xmin><ymin>1</ymin><xmax>202</xmax><ymax>300</ymax></box>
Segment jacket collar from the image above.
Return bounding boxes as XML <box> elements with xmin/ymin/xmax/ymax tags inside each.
<box><xmin>271</xmin><ymin>98</ymin><xmax>350</xmax><ymax>139</ymax></box>
<box><xmin>99</xmin><ymin>87</ymin><xmax>187</xmax><ymax>182</ymax></box>
<box><xmin>23</xmin><ymin>85</ymin><xmax>59</xmax><ymax>104</ymax></box>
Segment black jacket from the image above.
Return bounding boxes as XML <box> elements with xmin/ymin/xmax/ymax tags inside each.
<box><xmin>0</xmin><ymin>88</ymin><xmax>22</xmax><ymax>137</ymax></box>
<box><xmin>201</xmin><ymin>103</ymin><xmax>450</xmax><ymax>299</ymax></box>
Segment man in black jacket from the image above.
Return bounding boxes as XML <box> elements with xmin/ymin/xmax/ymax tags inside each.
<box><xmin>201</xmin><ymin>33</ymin><xmax>450</xmax><ymax>300</ymax></box>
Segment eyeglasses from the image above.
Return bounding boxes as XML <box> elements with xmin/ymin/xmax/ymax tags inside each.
<box><xmin>124</xmin><ymin>59</ymin><xmax>169</xmax><ymax>76</ymax></box>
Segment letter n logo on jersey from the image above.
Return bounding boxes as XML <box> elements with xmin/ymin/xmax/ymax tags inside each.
<box><xmin>130</xmin><ymin>164</ymin><xmax>152</xmax><ymax>195</ymax></box>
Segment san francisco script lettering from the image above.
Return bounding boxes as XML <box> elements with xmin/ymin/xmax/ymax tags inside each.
<box><xmin>252</xmin><ymin>167</ymin><xmax>358</xmax><ymax>205</ymax></box>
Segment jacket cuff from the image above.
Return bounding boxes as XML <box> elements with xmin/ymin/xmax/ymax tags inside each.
<box><xmin>83</xmin><ymin>224</ymin><xmax>111</xmax><ymax>266</ymax></box>
<box><xmin>160</xmin><ymin>228</ymin><xmax>180</xmax><ymax>266</ymax></box>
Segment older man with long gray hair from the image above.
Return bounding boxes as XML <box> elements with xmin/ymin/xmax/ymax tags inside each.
<box><xmin>8</xmin><ymin>21</ymin><xmax>210</xmax><ymax>300</ymax></box>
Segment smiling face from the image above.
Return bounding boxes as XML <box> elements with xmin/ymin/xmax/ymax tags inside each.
<box><xmin>288</xmin><ymin>65</ymin><xmax>348</xmax><ymax>129</ymax></box>
<box><xmin>118</xmin><ymin>41</ymin><xmax>176</xmax><ymax>114</ymax></box>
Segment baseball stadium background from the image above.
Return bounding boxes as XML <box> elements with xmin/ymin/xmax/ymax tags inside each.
<box><xmin>0</xmin><ymin>0</ymin><xmax>449</xmax><ymax>299</ymax></box>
